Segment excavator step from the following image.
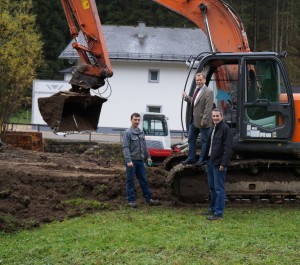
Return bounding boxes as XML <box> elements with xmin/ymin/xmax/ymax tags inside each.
<box><xmin>38</xmin><ymin>91</ymin><xmax>107</xmax><ymax>133</ymax></box>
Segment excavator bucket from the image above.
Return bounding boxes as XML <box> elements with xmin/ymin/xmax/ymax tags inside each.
<box><xmin>38</xmin><ymin>91</ymin><xmax>107</xmax><ymax>133</ymax></box>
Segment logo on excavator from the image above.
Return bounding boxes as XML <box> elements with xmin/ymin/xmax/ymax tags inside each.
<box><xmin>81</xmin><ymin>0</ymin><xmax>89</xmax><ymax>9</ymax></box>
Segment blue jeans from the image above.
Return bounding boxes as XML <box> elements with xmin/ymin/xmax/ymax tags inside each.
<box><xmin>207</xmin><ymin>161</ymin><xmax>226</xmax><ymax>216</ymax></box>
<box><xmin>125</xmin><ymin>160</ymin><xmax>152</xmax><ymax>203</ymax></box>
<box><xmin>187</xmin><ymin>123</ymin><xmax>210</xmax><ymax>162</ymax></box>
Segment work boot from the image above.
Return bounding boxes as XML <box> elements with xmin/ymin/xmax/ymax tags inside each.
<box><xmin>146</xmin><ymin>199</ymin><xmax>161</xmax><ymax>206</ymax></box>
<box><xmin>181</xmin><ymin>159</ymin><xmax>195</xmax><ymax>165</ymax></box>
<box><xmin>195</xmin><ymin>161</ymin><xmax>203</xmax><ymax>167</ymax></box>
<box><xmin>128</xmin><ymin>202</ymin><xmax>137</xmax><ymax>208</ymax></box>
<box><xmin>207</xmin><ymin>215</ymin><xmax>223</xmax><ymax>221</ymax></box>
<box><xmin>201</xmin><ymin>210</ymin><xmax>213</xmax><ymax>216</ymax></box>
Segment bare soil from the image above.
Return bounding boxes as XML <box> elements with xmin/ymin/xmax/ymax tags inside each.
<box><xmin>0</xmin><ymin>144</ymin><xmax>168</xmax><ymax>232</ymax></box>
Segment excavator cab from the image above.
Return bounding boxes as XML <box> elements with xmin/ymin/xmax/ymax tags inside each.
<box><xmin>192</xmin><ymin>52</ymin><xmax>298</xmax><ymax>157</ymax></box>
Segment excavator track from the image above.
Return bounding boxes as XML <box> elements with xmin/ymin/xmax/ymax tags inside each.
<box><xmin>166</xmin><ymin>159</ymin><xmax>300</xmax><ymax>203</ymax></box>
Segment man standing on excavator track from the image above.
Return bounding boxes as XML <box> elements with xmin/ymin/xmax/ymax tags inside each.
<box><xmin>181</xmin><ymin>72</ymin><xmax>214</xmax><ymax>166</ymax></box>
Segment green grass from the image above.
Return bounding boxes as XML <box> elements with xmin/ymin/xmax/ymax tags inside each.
<box><xmin>9</xmin><ymin>109</ymin><xmax>31</xmax><ymax>124</ymax></box>
<box><xmin>0</xmin><ymin>206</ymin><xmax>299</xmax><ymax>265</ymax></box>
<box><xmin>64</xmin><ymin>198</ymin><xmax>110</xmax><ymax>210</ymax></box>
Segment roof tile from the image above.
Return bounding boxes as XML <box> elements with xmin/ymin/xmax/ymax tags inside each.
<box><xmin>59</xmin><ymin>25</ymin><xmax>209</xmax><ymax>62</ymax></box>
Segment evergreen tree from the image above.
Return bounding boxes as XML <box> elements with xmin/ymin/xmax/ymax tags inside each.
<box><xmin>32</xmin><ymin>0</ymin><xmax>70</xmax><ymax>79</ymax></box>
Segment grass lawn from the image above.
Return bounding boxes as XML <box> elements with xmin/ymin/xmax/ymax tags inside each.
<box><xmin>9</xmin><ymin>109</ymin><xmax>31</xmax><ymax>124</ymax></box>
<box><xmin>0</xmin><ymin>205</ymin><xmax>299</xmax><ymax>265</ymax></box>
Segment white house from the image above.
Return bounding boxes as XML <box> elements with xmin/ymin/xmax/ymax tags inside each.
<box><xmin>32</xmin><ymin>22</ymin><xmax>210</xmax><ymax>132</ymax></box>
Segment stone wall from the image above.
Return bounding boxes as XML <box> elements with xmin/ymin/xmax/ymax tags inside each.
<box><xmin>43</xmin><ymin>139</ymin><xmax>99</xmax><ymax>154</ymax></box>
<box><xmin>43</xmin><ymin>139</ymin><xmax>124</xmax><ymax>163</ymax></box>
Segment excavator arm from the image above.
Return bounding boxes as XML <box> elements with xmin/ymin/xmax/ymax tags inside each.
<box><xmin>61</xmin><ymin>0</ymin><xmax>248</xmax><ymax>90</ymax></box>
<box><xmin>60</xmin><ymin>0</ymin><xmax>113</xmax><ymax>91</ymax></box>
<box><xmin>38</xmin><ymin>0</ymin><xmax>249</xmax><ymax>133</ymax></box>
<box><xmin>38</xmin><ymin>0</ymin><xmax>113</xmax><ymax>133</ymax></box>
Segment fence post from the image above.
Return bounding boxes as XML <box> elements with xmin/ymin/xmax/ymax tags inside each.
<box><xmin>119</xmin><ymin>131</ymin><xmax>122</xmax><ymax>142</ymax></box>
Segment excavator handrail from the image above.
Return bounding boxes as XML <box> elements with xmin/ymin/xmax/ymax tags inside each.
<box><xmin>180</xmin><ymin>52</ymin><xmax>212</xmax><ymax>135</ymax></box>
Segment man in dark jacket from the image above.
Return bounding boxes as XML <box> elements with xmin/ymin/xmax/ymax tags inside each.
<box><xmin>202</xmin><ymin>108</ymin><xmax>232</xmax><ymax>220</ymax></box>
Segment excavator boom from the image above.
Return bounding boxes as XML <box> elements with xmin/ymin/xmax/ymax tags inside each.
<box><xmin>154</xmin><ymin>0</ymin><xmax>250</xmax><ymax>52</ymax></box>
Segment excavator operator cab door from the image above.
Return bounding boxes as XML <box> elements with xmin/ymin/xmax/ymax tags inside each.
<box><xmin>239</xmin><ymin>56</ymin><xmax>294</xmax><ymax>141</ymax></box>
<box><xmin>188</xmin><ymin>53</ymin><xmax>294</xmax><ymax>143</ymax></box>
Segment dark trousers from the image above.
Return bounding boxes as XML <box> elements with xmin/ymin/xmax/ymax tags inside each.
<box><xmin>125</xmin><ymin>160</ymin><xmax>152</xmax><ymax>203</ymax></box>
<box><xmin>207</xmin><ymin>161</ymin><xmax>226</xmax><ymax>216</ymax></box>
<box><xmin>187</xmin><ymin>122</ymin><xmax>210</xmax><ymax>162</ymax></box>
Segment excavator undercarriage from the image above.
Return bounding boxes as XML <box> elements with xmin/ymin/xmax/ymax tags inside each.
<box><xmin>166</xmin><ymin>157</ymin><xmax>300</xmax><ymax>203</ymax></box>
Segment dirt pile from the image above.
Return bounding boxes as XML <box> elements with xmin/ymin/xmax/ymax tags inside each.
<box><xmin>0</xmin><ymin>144</ymin><xmax>168</xmax><ymax>232</ymax></box>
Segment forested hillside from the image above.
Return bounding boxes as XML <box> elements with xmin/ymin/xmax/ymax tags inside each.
<box><xmin>32</xmin><ymin>0</ymin><xmax>300</xmax><ymax>85</ymax></box>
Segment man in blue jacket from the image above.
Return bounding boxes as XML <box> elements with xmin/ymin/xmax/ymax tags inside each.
<box><xmin>122</xmin><ymin>113</ymin><xmax>159</xmax><ymax>208</ymax></box>
<box><xmin>202</xmin><ymin>108</ymin><xmax>232</xmax><ymax>220</ymax></box>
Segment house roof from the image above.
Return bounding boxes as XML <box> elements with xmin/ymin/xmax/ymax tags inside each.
<box><xmin>59</xmin><ymin>23</ymin><xmax>209</xmax><ymax>62</ymax></box>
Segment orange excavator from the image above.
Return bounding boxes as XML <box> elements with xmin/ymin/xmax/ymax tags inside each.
<box><xmin>38</xmin><ymin>0</ymin><xmax>300</xmax><ymax>202</ymax></box>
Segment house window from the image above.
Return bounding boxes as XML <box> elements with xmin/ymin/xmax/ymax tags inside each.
<box><xmin>147</xmin><ymin>106</ymin><xmax>161</xmax><ymax>113</ymax></box>
<box><xmin>148</xmin><ymin>69</ymin><xmax>160</xmax><ymax>83</ymax></box>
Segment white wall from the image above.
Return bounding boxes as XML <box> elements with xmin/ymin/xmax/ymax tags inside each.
<box><xmin>100</xmin><ymin>60</ymin><xmax>195</xmax><ymax>130</ymax></box>
<box><xmin>32</xmin><ymin>60</ymin><xmax>197</xmax><ymax>131</ymax></box>
<box><xmin>32</xmin><ymin>79</ymin><xmax>70</xmax><ymax>125</ymax></box>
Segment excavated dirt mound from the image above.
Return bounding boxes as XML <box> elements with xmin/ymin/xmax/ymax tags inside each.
<box><xmin>0</xmin><ymin>144</ymin><xmax>169</xmax><ymax>232</ymax></box>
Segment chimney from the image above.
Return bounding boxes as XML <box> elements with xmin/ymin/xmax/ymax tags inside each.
<box><xmin>137</xmin><ymin>20</ymin><xmax>146</xmax><ymax>39</ymax></box>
